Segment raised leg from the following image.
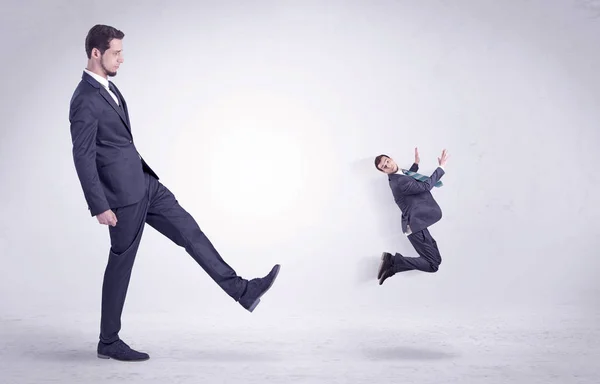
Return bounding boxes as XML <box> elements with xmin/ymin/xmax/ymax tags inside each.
<box><xmin>378</xmin><ymin>228</ymin><xmax>442</xmax><ymax>285</ymax></box>
<box><xmin>144</xmin><ymin>178</ymin><xmax>248</xmax><ymax>300</ymax></box>
<box><xmin>397</xmin><ymin>228</ymin><xmax>441</xmax><ymax>272</ymax></box>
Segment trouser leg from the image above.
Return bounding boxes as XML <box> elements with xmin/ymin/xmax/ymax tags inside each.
<box><xmin>393</xmin><ymin>228</ymin><xmax>442</xmax><ymax>273</ymax></box>
<box><xmin>144</xmin><ymin>177</ymin><xmax>248</xmax><ymax>300</ymax></box>
<box><xmin>99</xmin><ymin>175</ymin><xmax>151</xmax><ymax>344</ymax></box>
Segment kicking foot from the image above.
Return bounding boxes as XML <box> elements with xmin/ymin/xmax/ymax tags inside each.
<box><xmin>377</xmin><ymin>252</ymin><xmax>393</xmax><ymax>280</ymax></box>
<box><xmin>97</xmin><ymin>339</ymin><xmax>149</xmax><ymax>362</ymax></box>
<box><xmin>379</xmin><ymin>267</ymin><xmax>395</xmax><ymax>285</ymax></box>
<box><xmin>239</xmin><ymin>264</ymin><xmax>281</xmax><ymax>312</ymax></box>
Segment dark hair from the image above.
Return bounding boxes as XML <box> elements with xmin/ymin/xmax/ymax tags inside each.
<box><xmin>85</xmin><ymin>24</ymin><xmax>124</xmax><ymax>58</ymax></box>
<box><xmin>374</xmin><ymin>154</ymin><xmax>389</xmax><ymax>171</ymax></box>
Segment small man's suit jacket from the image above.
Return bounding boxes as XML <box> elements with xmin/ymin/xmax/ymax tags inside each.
<box><xmin>387</xmin><ymin>163</ymin><xmax>445</xmax><ymax>234</ymax></box>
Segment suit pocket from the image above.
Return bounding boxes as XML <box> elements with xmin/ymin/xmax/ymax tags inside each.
<box><xmin>98</xmin><ymin>160</ymin><xmax>118</xmax><ymax>169</ymax></box>
<box><xmin>98</xmin><ymin>162</ymin><xmax>120</xmax><ymax>191</ymax></box>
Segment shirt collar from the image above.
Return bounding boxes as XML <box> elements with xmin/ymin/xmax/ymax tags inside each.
<box><xmin>84</xmin><ymin>68</ymin><xmax>110</xmax><ymax>90</ymax></box>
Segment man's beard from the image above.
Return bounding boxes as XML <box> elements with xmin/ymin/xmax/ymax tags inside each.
<box><xmin>101</xmin><ymin>61</ymin><xmax>117</xmax><ymax>77</ymax></box>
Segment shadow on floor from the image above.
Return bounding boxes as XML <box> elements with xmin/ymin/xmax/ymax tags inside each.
<box><xmin>22</xmin><ymin>349</ymin><xmax>99</xmax><ymax>362</ymax></box>
<box><xmin>0</xmin><ymin>320</ymin><xmax>281</xmax><ymax>363</ymax></box>
<box><xmin>362</xmin><ymin>345</ymin><xmax>458</xmax><ymax>361</ymax></box>
<box><xmin>20</xmin><ymin>347</ymin><xmax>282</xmax><ymax>363</ymax></box>
<box><xmin>164</xmin><ymin>349</ymin><xmax>281</xmax><ymax>362</ymax></box>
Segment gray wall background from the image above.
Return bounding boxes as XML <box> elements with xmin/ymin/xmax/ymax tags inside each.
<box><xmin>1</xmin><ymin>0</ymin><xmax>599</xmax><ymax>323</ymax></box>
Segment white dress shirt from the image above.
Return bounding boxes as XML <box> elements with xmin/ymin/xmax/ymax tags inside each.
<box><xmin>84</xmin><ymin>68</ymin><xmax>119</xmax><ymax>106</ymax></box>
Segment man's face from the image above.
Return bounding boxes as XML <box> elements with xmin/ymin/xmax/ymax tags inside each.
<box><xmin>377</xmin><ymin>156</ymin><xmax>398</xmax><ymax>174</ymax></box>
<box><xmin>97</xmin><ymin>39</ymin><xmax>124</xmax><ymax>77</ymax></box>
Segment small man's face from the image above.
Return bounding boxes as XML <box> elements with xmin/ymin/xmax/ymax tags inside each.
<box><xmin>377</xmin><ymin>156</ymin><xmax>398</xmax><ymax>174</ymax></box>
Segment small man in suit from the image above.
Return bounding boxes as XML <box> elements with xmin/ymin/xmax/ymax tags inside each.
<box><xmin>69</xmin><ymin>24</ymin><xmax>280</xmax><ymax>362</ymax></box>
<box><xmin>374</xmin><ymin>148</ymin><xmax>449</xmax><ymax>285</ymax></box>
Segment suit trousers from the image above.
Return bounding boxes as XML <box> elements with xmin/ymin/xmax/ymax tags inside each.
<box><xmin>100</xmin><ymin>172</ymin><xmax>248</xmax><ymax>344</ymax></box>
<box><xmin>392</xmin><ymin>228</ymin><xmax>442</xmax><ymax>273</ymax></box>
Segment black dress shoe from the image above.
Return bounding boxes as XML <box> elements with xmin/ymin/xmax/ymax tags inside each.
<box><xmin>97</xmin><ymin>339</ymin><xmax>149</xmax><ymax>362</ymax></box>
<box><xmin>239</xmin><ymin>264</ymin><xmax>281</xmax><ymax>312</ymax></box>
<box><xmin>379</xmin><ymin>267</ymin><xmax>395</xmax><ymax>285</ymax></box>
<box><xmin>377</xmin><ymin>252</ymin><xmax>392</xmax><ymax>279</ymax></box>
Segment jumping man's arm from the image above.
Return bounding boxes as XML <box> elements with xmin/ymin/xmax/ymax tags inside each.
<box><xmin>396</xmin><ymin>167</ymin><xmax>445</xmax><ymax>195</ymax></box>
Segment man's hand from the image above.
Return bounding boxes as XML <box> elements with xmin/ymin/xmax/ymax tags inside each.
<box><xmin>96</xmin><ymin>209</ymin><xmax>118</xmax><ymax>227</ymax></box>
<box><xmin>438</xmin><ymin>149</ymin><xmax>449</xmax><ymax>168</ymax></box>
<box><xmin>414</xmin><ymin>147</ymin><xmax>420</xmax><ymax>164</ymax></box>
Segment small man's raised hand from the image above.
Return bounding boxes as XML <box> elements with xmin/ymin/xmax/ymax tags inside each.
<box><xmin>438</xmin><ymin>149</ymin><xmax>449</xmax><ymax>167</ymax></box>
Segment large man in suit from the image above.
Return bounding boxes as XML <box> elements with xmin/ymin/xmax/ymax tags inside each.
<box><xmin>374</xmin><ymin>148</ymin><xmax>449</xmax><ymax>285</ymax></box>
<box><xmin>69</xmin><ymin>24</ymin><xmax>280</xmax><ymax>362</ymax></box>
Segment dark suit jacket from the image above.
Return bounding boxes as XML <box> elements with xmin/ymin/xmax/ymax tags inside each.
<box><xmin>388</xmin><ymin>163</ymin><xmax>445</xmax><ymax>234</ymax></box>
<box><xmin>69</xmin><ymin>71</ymin><xmax>159</xmax><ymax>216</ymax></box>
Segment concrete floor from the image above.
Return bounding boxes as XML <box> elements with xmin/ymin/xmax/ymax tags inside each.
<box><xmin>1</xmin><ymin>306</ymin><xmax>598</xmax><ymax>384</ymax></box>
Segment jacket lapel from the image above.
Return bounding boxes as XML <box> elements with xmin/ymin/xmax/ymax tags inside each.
<box><xmin>82</xmin><ymin>71</ymin><xmax>131</xmax><ymax>134</ymax></box>
<box><xmin>107</xmin><ymin>81</ymin><xmax>132</xmax><ymax>131</ymax></box>
<box><xmin>101</xmin><ymin>85</ymin><xmax>131</xmax><ymax>134</ymax></box>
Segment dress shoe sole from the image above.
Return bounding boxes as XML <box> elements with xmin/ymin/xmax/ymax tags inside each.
<box><xmin>379</xmin><ymin>267</ymin><xmax>396</xmax><ymax>285</ymax></box>
<box><xmin>246</xmin><ymin>264</ymin><xmax>281</xmax><ymax>313</ymax></box>
<box><xmin>378</xmin><ymin>273</ymin><xmax>388</xmax><ymax>285</ymax></box>
<box><xmin>378</xmin><ymin>252</ymin><xmax>391</xmax><ymax>279</ymax></box>
<box><xmin>97</xmin><ymin>353</ymin><xmax>150</xmax><ymax>362</ymax></box>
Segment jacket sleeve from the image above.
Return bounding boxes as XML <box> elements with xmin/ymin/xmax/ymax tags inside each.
<box><xmin>69</xmin><ymin>95</ymin><xmax>110</xmax><ymax>216</ymax></box>
<box><xmin>408</xmin><ymin>162</ymin><xmax>419</xmax><ymax>172</ymax></box>
<box><xmin>395</xmin><ymin>167</ymin><xmax>445</xmax><ymax>196</ymax></box>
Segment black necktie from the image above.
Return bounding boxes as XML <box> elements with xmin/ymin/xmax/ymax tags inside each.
<box><xmin>108</xmin><ymin>83</ymin><xmax>123</xmax><ymax>109</ymax></box>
